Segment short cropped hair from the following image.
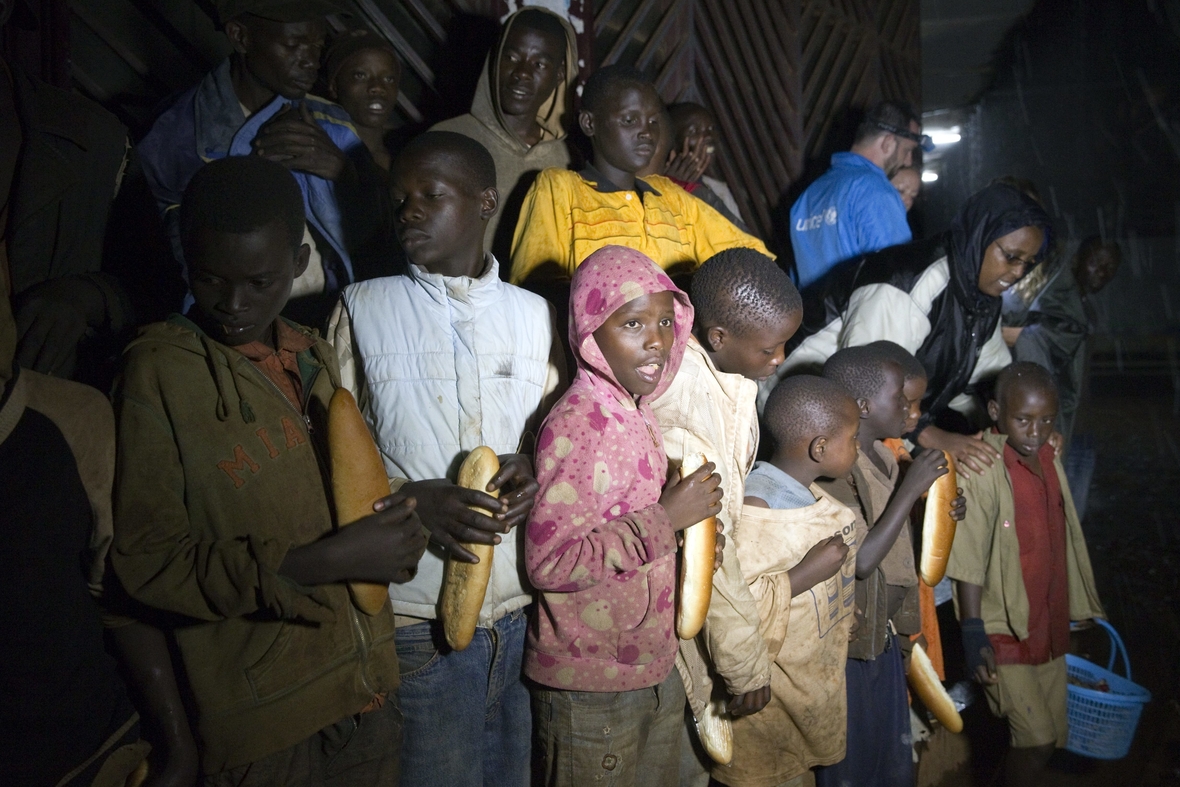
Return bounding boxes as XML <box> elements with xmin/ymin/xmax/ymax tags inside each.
<box><xmin>691</xmin><ymin>249</ymin><xmax>800</xmax><ymax>336</ymax></box>
<box><xmin>1076</xmin><ymin>234</ymin><xmax>1121</xmax><ymax>265</ymax></box>
<box><xmin>995</xmin><ymin>361</ymin><xmax>1058</xmax><ymax>404</ymax></box>
<box><xmin>511</xmin><ymin>8</ymin><xmax>568</xmax><ymax>49</ymax></box>
<box><xmin>395</xmin><ymin>131</ymin><xmax>497</xmax><ymax>192</ymax></box>
<box><xmin>668</xmin><ymin>102</ymin><xmax>711</xmax><ymax>130</ymax></box>
<box><xmin>763</xmin><ymin>375</ymin><xmax>857</xmax><ymax>451</ymax></box>
<box><xmin>582</xmin><ymin>63</ymin><xmax>652</xmax><ymax>116</ymax></box>
<box><xmin>180</xmin><ymin>156</ymin><xmax>305</xmax><ymax>254</ymax></box>
<box><xmin>822</xmin><ymin>344</ymin><xmax>905</xmax><ymax>401</ymax></box>
<box><xmin>866</xmin><ymin>340</ymin><xmax>926</xmax><ymax>380</ymax></box>
<box><xmin>854</xmin><ymin>100</ymin><xmax>920</xmax><ymax>146</ymax></box>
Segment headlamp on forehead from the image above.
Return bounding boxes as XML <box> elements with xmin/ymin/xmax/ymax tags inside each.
<box><xmin>870</xmin><ymin>118</ymin><xmax>935</xmax><ymax>153</ymax></box>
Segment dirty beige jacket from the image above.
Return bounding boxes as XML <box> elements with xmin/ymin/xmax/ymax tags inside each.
<box><xmin>713</xmin><ymin>489</ymin><xmax>858</xmax><ymax>787</ymax></box>
<box><xmin>649</xmin><ymin>338</ymin><xmax>771</xmax><ymax>742</ymax></box>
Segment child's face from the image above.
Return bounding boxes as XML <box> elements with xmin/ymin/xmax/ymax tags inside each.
<box><xmin>860</xmin><ymin>361</ymin><xmax>909</xmax><ymax>442</ymax></box>
<box><xmin>187</xmin><ymin>219</ymin><xmax>308</xmax><ymax>347</ymax></box>
<box><xmin>890</xmin><ymin>169</ymin><xmax>920</xmax><ymax>212</ymax></box>
<box><xmin>675</xmin><ymin>107</ymin><xmax>716</xmax><ymax>158</ymax></box>
<box><xmin>497</xmin><ymin>23</ymin><xmax>565</xmax><ymax>119</ymax></box>
<box><xmin>989</xmin><ymin>384</ymin><xmax>1058</xmax><ymax>457</ymax></box>
<box><xmin>331</xmin><ymin>48</ymin><xmax>400</xmax><ymax>130</ymax></box>
<box><xmin>391</xmin><ymin>150</ymin><xmax>496</xmax><ymax>278</ymax></box>
<box><xmin>902</xmin><ymin>376</ymin><xmax>927</xmax><ymax>434</ymax></box>
<box><xmin>637</xmin><ymin>112</ymin><xmax>672</xmax><ymax>179</ymax></box>
<box><xmin>708</xmin><ymin>310</ymin><xmax>801</xmax><ymax>382</ymax></box>
<box><xmin>816</xmin><ymin>398</ymin><xmax>862</xmax><ymax>478</ymax></box>
<box><xmin>584</xmin><ymin>85</ymin><xmax>663</xmax><ymax>176</ymax></box>
<box><xmin>593</xmin><ymin>291</ymin><xmax>675</xmax><ymax>398</ymax></box>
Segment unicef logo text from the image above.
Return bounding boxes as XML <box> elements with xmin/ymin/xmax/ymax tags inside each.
<box><xmin>795</xmin><ymin>207</ymin><xmax>838</xmax><ymax>232</ymax></box>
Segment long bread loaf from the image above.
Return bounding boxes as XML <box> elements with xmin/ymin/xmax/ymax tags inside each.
<box><xmin>441</xmin><ymin>447</ymin><xmax>500</xmax><ymax>651</ymax></box>
<box><xmin>920</xmin><ymin>451</ymin><xmax>957</xmax><ymax>587</ymax></box>
<box><xmin>328</xmin><ymin>388</ymin><xmax>394</xmax><ymax>615</ymax></box>
<box><xmin>676</xmin><ymin>453</ymin><xmax>716</xmax><ymax>640</ymax></box>
<box><xmin>907</xmin><ymin>642</ymin><xmax>963</xmax><ymax>733</ymax></box>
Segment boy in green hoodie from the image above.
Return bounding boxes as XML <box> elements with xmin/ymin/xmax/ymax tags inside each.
<box><xmin>111</xmin><ymin>156</ymin><xmax>427</xmax><ymax>785</ymax></box>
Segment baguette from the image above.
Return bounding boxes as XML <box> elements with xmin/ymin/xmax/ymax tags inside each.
<box><xmin>907</xmin><ymin>642</ymin><xmax>963</xmax><ymax>733</ymax></box>
<box><xmin>697</xmin><ymin>697</ymin><xmax>734</xmax><ymax>764</ymax></box>
<box><xmin>441</xmin><ymin>447</ymin><xmax>501</xmax><ymax>651</ymax></box>
<box><xmin>676</xmin><ymin>453</ymin><xmax>716</xmax><ymax>640</ymax></box>
<box><xmin>328</xmin><ymin>388</ymin><xmax>395</xmax><ymax>616</ymax></box>
<box><xmin>920</xmin><ymin>451</ymin><xmax>957</xmax><ymax>586</ymax></box>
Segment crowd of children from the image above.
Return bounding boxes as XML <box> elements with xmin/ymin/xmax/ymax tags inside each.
<box><xmin>2</xmin><ymin>2</ymin><xmax>1109</xmax><ymax>786</ymax></box>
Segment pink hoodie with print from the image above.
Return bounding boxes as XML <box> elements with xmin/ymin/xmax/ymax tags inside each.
<box><xmin>524</xmin><ymin>246</ymin><xmax>694</xmax><ymax>693</ymax></box>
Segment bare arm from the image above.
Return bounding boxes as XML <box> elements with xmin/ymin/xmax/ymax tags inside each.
<box><xmin>856</xmin><ymin>449</ymin><xmax>947</xmax><ymax>578</ymax></box>
<box><xmin>110</xmin><ymin>622</ymin><xmax>197</xmax><ymax>787</ymax></box>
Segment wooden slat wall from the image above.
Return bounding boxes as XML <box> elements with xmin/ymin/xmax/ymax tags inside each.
<box><xmin>11</xmin><ymin>0</ymin><xmax>916</xmax><ymax>241</ymax></box>
<box><xmin>597</xmin><ymin>0</ymin><xmax>921</xmax><ymax>242</ymax></box>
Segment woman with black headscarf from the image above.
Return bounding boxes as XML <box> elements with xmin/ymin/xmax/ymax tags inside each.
<box><xmin>762</xmin><ymin>182</ymin><xmax>1051</xmax><ymax>474</ymax></box>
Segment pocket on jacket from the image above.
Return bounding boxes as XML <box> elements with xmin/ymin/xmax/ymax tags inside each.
<box><xmin>612</xmin><ymin>563</ymin><xmax>676</xmax><ymax>667</ymax></box>
<box><xmin>245</xmin><ymin>622</ymin><xmax>295</xmax><ymax>701</ymax></box>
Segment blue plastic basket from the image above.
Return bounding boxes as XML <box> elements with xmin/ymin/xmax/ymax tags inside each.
<box><xmin>1064</xmin><ymin>619</ymin><xmax>1151</xmax><ymax>760</ymax></box>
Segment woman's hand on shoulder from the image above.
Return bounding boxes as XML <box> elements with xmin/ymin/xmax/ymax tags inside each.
<box><xmin>917</xmin><ymin>426</ymin><xmax>999</xmax><ymax>478</ymax></box>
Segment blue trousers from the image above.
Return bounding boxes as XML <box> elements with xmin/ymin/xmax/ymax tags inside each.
<box><xmin>814</xmin><ymin>631</ymin><xmax>913</xmax><ymax>787</ymax></box>
<box><xmin>395</xmin><ymin>608</ymin><xmax>530</xmax><ymax>787</ymax></box>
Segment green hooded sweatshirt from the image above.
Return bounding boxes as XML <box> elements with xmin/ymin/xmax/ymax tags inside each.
<box><xmin>111</xmin><ymin>315</ymin><xmax>399</xmax><ymax>773</ymax></box>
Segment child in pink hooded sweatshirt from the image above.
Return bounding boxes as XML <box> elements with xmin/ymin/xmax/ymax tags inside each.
<box><xmin>526</xmin><ymin>245</ymin><xmax>723</xmax><ymax>787</ymax></box>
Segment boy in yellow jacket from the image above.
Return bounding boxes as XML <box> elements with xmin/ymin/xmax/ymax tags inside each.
<box><xmin>509</xmin><ymin>65</ymin><xmax>768</xmax><ymax>286</ymax></box>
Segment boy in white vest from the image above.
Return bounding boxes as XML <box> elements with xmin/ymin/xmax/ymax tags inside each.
<box><xmin>328</xmin><ymin>131</ymin><xmax>564</xmax><ymax>787</ymax></box>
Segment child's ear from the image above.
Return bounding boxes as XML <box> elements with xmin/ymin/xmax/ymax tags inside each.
<box><xmin>809</xmin><ymin>435</ymin><xmax>827</xmax><ymax>463</ymax></box>
<box><xmin>481</xmin><ymin>186</ymin><xmax>499</xmax><ymax>220</ymax></box>
<box><xmin>294</xmin><ymin>243</ymin><xmax>311</xmax><ymax>279</ymax></box>
<box><xmin>856</xmin><ymin>397</ymin><xmax>870</xmax><ymax>419</ymax></box>
<box><xmin>706</xmin><ymin>325</ymin><xmax>726</xmax><ymax>353</ymax></box>
<box><xmin>578</xmin><ymin>109</ymin><xmax>596</xmax><ymax>139</ymax></box>
<box><xmin>986</xmin><ymin>399</ymin><xmax>1000</xmax><ymax>423</ymax></box>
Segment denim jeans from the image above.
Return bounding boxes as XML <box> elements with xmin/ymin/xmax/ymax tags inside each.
<box><xmin>395</xmin><ymin>608</ymin><xmax>530</xmax><ymax>787</ymax></box>
<box><xmin>531</xmin><ymin>668</ymin><xmax>684</xmax><ymax>787</ymax></box>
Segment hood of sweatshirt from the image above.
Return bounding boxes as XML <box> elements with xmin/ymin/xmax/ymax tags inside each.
<box><xmin>124</xmin><ymin>314</ymin><xmax>340</xmax><ymax>426</ymax></box>
<box><xmin>468</xmin><ymin>7</ymin><xmax>578</xmax><ymax>153</ymax></box>
<box><xmin>569</xmin><ymin>245</ymin><xmax>693</xmax><ymax>407</ymax></box>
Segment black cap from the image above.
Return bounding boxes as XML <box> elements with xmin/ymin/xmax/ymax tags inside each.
<box><xmin>869</xmin><ymin>117</ymin><xmax>935</xmax><ymax>153</ymax></box>
<box><xmin>217</xmin><ymin>0</ymin><xmax>342</xmax><ymax>26</ymax></box>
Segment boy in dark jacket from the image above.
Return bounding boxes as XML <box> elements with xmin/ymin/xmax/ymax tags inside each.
<box><xmin>111</xmin><ymin>156</ymin><xmax>426</xmax><ymax>784</ymax></box>
<box><xmin>814</xmin><ymin>343</ymin><xmax>964</xmax><ymax>787</ymax></box>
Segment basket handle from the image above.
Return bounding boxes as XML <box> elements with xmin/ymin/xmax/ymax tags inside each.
<box><xmin>1091</xmin><ymin>618</ymin><xmax>1132</xmax><ymax>681</ymax></box>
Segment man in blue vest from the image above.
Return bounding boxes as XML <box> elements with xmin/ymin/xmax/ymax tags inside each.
<box><xmin>789</xmin><ymin>102</ymin><xmax>932</xmax><ymax>290</ymax></box>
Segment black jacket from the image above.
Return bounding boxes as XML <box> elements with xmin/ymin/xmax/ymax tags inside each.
<box><xmin>784</xmin><ymin>183</ymin><xmax>1051</xmax><ymax>435</ymax></box>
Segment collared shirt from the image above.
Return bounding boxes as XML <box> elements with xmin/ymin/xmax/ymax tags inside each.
<box><xmin>509</xmin><ymin>164</ymin><xmax>770</xmax><ymax>284</ymax></box>
<box><xmin>788</xmin><ymin>151</ymin><xmax>910</xmax><ymax>290</ymax></box>
<box><xmin>990</xmin><ymin>440</ymin><xmax>1071</xmax><ymax>665</ymax></box>
<box><xmin>234</xmin><ymin>320</ymin><xmax>316</xmax><ymax>413</ymax></box>
<box><xmin>745</xmin><ymin>460</ymin><xmax>817</xmax><ymax>510</ymax></box>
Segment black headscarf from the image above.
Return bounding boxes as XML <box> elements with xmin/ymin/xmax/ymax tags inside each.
<box><xmin>918</xmin><ymin>183</ymin><xmax>1051</xmax><ymax>427</ymax></box>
